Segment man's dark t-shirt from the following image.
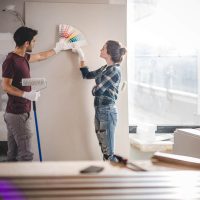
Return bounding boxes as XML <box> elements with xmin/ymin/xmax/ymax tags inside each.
<box><xmin>2</xmin><ymin>52</ymin><xmax>31</xmax><ymax>114</ymax></box>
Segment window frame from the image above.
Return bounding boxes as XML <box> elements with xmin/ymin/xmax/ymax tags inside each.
<box><xmin>129</xmin><ymin>125</ymin><xmax>200</xmax><ymax>134</ymax></box>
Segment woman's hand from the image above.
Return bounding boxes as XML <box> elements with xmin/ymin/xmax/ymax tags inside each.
<box><xmin>72</xmin><ymin>47</ymin><xmax>85</xmax><ymax>61</ymax></box>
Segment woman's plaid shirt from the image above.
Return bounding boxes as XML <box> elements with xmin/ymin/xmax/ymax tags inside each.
<box><xmin>80</xmin><ymin>64</ymin><xmax>121</xmax><ymax>106</ymax></box>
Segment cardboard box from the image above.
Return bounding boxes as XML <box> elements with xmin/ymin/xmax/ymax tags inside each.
<box><xmin>173</xmin><ymin>129</ymin><xmax>200</xmax><ymax>158</ymax></box>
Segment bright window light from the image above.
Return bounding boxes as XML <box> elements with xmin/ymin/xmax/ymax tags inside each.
<box><xmin>127</xmin><ymin>0</ymin><xmax>200</xmax><ymax>126</ymax></box>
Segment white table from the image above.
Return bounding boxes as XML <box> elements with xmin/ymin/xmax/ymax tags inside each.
<box><xmin>129</xmin><ymin>134</ymin><xmax>173</xmax><ymax>160</ymax></box>
<box><xmin>129</xmin><ymin>134</ymin><xmax>173</xmax><ymax>152</ymax></box>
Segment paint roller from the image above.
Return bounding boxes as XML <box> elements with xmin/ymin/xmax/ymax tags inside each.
<box><xmin>22</xmin><ymin>78</ymin><xmax>47</xmax><ymax>162</ymax></box>
<box><xmin>22</xmin><ymin>78</ymin><xmax>47</xmax><ymax>91</ymax></box>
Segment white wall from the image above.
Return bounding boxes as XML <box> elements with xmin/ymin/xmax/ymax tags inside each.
<box><xmin>0</xmin><ymin>0</ymin><xmax>126</xmax><ymax>33</ymax></box>
<box><xmin>25</xmin><ymin>2</ymin><xmax>129</xmax><ymax>161</ymax></box>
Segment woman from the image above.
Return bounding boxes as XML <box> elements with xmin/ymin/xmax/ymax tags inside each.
<box><xmin>74</xmin><ymin>40</ymin><xmax>127</xmax><ymax>161</ymax></box>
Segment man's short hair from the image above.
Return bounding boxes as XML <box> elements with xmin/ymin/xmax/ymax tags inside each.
<box><xmin>13</xmin><ymin>26</ymin><xmax>38</xmax><ymax>47</ymax></box>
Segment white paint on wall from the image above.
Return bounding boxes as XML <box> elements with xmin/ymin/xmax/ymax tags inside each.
<box><xmin>109</xmin><ymin>0</ymin><xmax>126</xmax><ymax>5</ymax></box>
<box><xmin>25</xmin><ymin>2</ymin><xmax>129</xmax><ymax>161</ymax></box>
<box><xmin>0</xmin><ymin>33</ymin><xmax>15</xmax><ymax>54</ymax></box>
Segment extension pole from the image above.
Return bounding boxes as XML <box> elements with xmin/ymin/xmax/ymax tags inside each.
<box><xmin>33</xmin><ymin>101</ymin><xmax>42</xmax><ymax>162</ymax></box>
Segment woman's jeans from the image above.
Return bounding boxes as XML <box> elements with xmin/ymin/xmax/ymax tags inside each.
<box><xmin>95</xmin><ymin>105</ymin><xmax>118</xmax><ymax>161</ymax></box>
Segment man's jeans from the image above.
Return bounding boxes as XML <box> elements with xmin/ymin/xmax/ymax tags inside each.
<box><xmin>4</xmin><ymin>112</ymin><xmax>33</xmax><ymax>161</ymax></box>
<box><xmin>95</xmin><ymin>105</ymin><xmax>118</xmax><ymax>161</ymax></box>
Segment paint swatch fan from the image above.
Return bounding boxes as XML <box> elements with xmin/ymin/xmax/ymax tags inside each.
<box><xmin>58</xmin><ymin>24</ymin><xmax>87</xmax><ymax>48</ymax></box>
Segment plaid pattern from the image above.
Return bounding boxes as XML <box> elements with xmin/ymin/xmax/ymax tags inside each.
<box><xmin>80</xmin><ymin>64</ymin><xmax>121</xmax><ymax>106</ymax></box>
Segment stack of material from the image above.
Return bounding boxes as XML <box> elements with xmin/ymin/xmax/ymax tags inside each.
<box><xmin>0</xmin><ymin>161</ymin><xmax>200</xmax><ymax>199</ymax></box>
<box><xmin>173</xmin><ymin>128</ymin><xmax>200</xmax><ymax>158</ymax></box>
<box><xmin>152</xmin><ymin>151</ymin><xmax>200</xmax><ymax>169</ymax></box>
<box><xmin>1</xmin><ymin>171</ymin><xmax>200</xmax><ymax>199</ymax></box>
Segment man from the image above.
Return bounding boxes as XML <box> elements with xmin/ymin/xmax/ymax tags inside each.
<box><xmin>1</xmin><ymin>26</ymin><xmax>68</xmax><ymax>161</ymax></box>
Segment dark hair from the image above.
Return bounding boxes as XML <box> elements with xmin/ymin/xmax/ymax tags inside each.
<box><xmin>106</xmin><ymin>40</ymin><xmax>127</xmax><ymax>63</ymax></box>
<box><xmin>13</xmin><ymin>26</ymin><xmax>38</xmax><ymax>47</ymax></box>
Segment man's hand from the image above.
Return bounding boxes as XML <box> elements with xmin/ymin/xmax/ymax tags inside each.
<box><xmin>53</xmin><ymin>39</ymin><xmax>72</xmax><ymax>54</ymax></box>
<box><xmin>22</xmin><ymin>90</ymin><xmax>41</xmax><ymax>101</ymax></box>
<box><xmin>72</xmin><ymin>47</ymin><xmax>85</xmax><ymax>61</ymax></box>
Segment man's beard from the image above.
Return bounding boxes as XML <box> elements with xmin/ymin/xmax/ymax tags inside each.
<box><xmin>26</xmin><ymin>47</ymin><xmax>32</xmax><ymax>53</ymax></box>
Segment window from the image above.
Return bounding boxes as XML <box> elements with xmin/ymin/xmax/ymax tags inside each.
<box><xmin>128</xmin><ymin>0</ymin><xmax>200</xmax><ymax>128</ymax></box>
